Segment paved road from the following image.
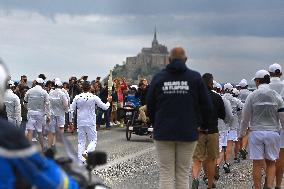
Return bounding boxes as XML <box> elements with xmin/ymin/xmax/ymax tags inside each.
<box><xmin>52</xmin><ymin>127</ymin><xmax>283</xmax><ymax>189</ymax></box>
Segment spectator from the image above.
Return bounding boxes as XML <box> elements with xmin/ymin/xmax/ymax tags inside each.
<box><xmin>69</xmin><ymin>77</ymin><xmax>82</xmax><ymax>103</ymax></box>
<box><xmin>38</xmin><ymin>73</ymin><xmax>47</xmax><ymax>81</ymax></box>
<box><xmin>147</xmin><ymin>47</ymin><xmax>213</xmax><ymax>189</ymax></box>
<box><xmin>20</xmin><ymin>75</ymin><xmax>29</xmax><ymax>87</ymax></box>
<box><xmin>98</xmin><ymin>82</ymin><xmax>111</xmax><ymax>129</ymax></box>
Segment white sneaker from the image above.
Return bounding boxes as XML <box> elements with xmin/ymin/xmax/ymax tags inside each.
<box><xmin>32</xmin><ymin>138</ymin><xmax>37</xmax><ymax>142</ymax></box>
<box><xmin>110</xmin><ymin>122</ymin><xmax>114</xmax><ymax>126</ymax></box>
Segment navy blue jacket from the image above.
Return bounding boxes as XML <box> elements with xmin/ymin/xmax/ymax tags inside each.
<box><xmin>146</xmin><ymin>60</ymin><xmax>213</xmax><ymax>141</ymax></box>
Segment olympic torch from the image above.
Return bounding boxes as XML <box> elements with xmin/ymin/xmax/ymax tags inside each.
<box><xmin>108</xmin><ymin>70</ymin><xmax>113</xmax><ymax>96</ymax></box>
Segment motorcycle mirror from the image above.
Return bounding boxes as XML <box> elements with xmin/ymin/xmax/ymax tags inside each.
<box><xmin>87</xmin><ymin>151</ymin><xmax>107</xmax><ymax>168</ymax></box>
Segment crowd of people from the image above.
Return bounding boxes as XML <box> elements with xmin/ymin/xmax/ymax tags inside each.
<box><xmin>1</xmin><ymin>47</ymin><xmax>284</xmax><ymax>189</ymax></box>
<box><xmin>1</xmin><ymin>73</ymin><xmax>150</xmax><ymax>164</ymax></box>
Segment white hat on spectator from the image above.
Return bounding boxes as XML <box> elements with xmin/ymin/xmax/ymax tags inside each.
<box><xmin>36</xmin><ymin>78</ymin><xmax>44</xmax><ymax>84</ymax></box>
<box><xmin>268</xmin><ymin>63</ymin><xmax>282</xmax><ymax>73</ymax></box>
<box><xmin>55</xmin><ymin>80</ymin><xmax>63</xmax><ymax>87</ymax></box>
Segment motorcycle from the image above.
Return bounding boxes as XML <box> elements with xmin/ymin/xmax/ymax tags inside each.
<box><xmin>44</xmin><ymin>126</ymin><xmax>110</xmax><ymax>189</ymax></box>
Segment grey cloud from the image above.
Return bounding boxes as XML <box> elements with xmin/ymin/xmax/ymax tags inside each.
<box><xmin>0</xmin><ymin>0</ymin><xmax>284</xmax><ymax>38</ymax></box>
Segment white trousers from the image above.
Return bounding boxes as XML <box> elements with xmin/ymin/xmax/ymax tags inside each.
<box><xmin>154</xmin><ymin>140</ymin><xmax>197</xmax><ymax>189</ymax></box>
<box><xmin>77</xmin><ymin>126</ymin><xmax>97</xmax><ymax>162</ymax></box>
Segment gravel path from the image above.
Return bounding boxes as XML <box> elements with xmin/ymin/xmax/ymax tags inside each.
<box><xmin>53</xmin><ymin>127</ymin><xmax>283</xmax><ymax>188</ymax></box>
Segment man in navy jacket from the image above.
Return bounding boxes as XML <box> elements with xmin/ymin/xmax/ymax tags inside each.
<box><xmin>147</xmin><ymin>47</ymin><xmax>213</xmax><ymax>189</ymax></box>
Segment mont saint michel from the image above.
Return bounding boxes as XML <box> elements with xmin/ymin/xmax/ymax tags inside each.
<box><xmin>112</xmin><ymin>30</ymin><xmax>169</xmax><ymax>82</ymax></box>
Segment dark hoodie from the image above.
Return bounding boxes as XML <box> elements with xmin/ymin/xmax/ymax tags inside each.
<box><xmin>146</xmin><ymin>60</ymin><xmax>213</xmax><ymax>141</ymax></box>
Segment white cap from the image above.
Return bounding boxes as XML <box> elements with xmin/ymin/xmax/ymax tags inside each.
<box><xmin>224</xmin><ymin>83</ymin><xmax>233</xmax><ymax>90</ymax></box>
<box><xmin>36</xmin><ymin>78</ymin><xmax>44</xmax><ymax>84</ymax></box>
<box><xmin>55</xmin><ymin>80</ymin><xmax>63</xmax><ymax>87</ymax></box>
<box><xmin>253</xmin><ymin>70</ymin><xmax>270</xmax><ymax>80</ymax></box>
<box><xmin>239</xmin><ymin>79</ymin><xmax>248</xmax><ymax>88</ymax></box>
<box><xmin>130</xmin><ymin>85</ymin><xmax>138</xmax><ymax>90</ymax></box>
<box><xmin>268</xmin><ymin>63</ymin><xmax>282</xmax><ymax>73</ymax></box>
<box><xmin>232</xmin><ymin>88</ymin><xmax>240</xmax><ymax>96</ymax></box>
<box><xmin>7</xmin><ymin>80</ymin><xmax>15</xmax><ymax>87</ymax></box>
<box><xmin>54</xmin><ymin>78</ymin><xmax>61</xmax><ymax>82</ymax></box>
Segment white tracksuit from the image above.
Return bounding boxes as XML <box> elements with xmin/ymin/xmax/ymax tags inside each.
<box><xmin>24</xmin><ymin>85</ymin><xmax>50</xmax><ymax>132</ymax></box>
<box><xmin>48</xmin><ymin>88</ymin><xmax>69</xmax><ymax>133</ymax></box>
<box><xmin>241</xmin><ymin>84</ymin><xmax>284</xmax><ymax>160</ymax></box>
<box><xmin>223</xmin><ymin>93</ymin><xmax>243</xmax><ymax>140</ymax></box>
<box><xmin>4</xmin><ymin>89</ymin><xmax>21</xmax><ymax>126</ymax></box>
<box><xmin>269</xmin><ymin>77</ymin><xmax>284</xmax><ymax>148</ymax></box>
<box><xmin>218</xmin><ymin>96</ymin><xmax>233</xmax><ymax>151</ymax></box>
<box><xmin>70</xmin><ymin>92</ymin><xmax>110</xmax><ymax>162</ymax></box>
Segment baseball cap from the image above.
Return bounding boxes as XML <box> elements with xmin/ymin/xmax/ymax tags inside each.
<box><xmin>232</xmin><ymin>88</ymin><xmax>240</xmax><ymax>96</ymax></box>
<box><xmin>224</xmin><ymin>83</ymin><xmax>233</xmax><ymax>90</ymax></box>
<box><xmin>268</xmin><ymin>63</ymin><xmax>282</xmax><ymax>73</ymax></box>
<box><xmin>55</xmin><ymin>80</ymin><xmax>63</xmax><ymax>87</ymax></box>
<box><xmin>36</xmin><ymin>78</ymin><xmax>44</xmax><ymax>84</ymax></box>
<box><xmin>253</xmin><ymin>70</ymin><xmax>270</xmax><ymax>81</ymax></box>
<box><xmin>239</xmin><ymin>79</ymin><xmax>248</xmax><ymax>88</ymax></box>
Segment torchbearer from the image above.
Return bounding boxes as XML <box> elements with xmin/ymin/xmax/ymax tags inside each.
<box><xmin>70</xmin><ymin>81</ymin><xmax>111</xmax><ymax>164</ymax></box>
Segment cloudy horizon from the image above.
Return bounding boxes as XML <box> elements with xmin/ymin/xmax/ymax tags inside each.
<box><xmin>1</xmin><ymin>0</ymin><xmax>283</xmax><ymax>84</ymax></box>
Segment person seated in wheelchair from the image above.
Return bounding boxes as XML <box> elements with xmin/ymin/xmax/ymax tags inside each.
<box><xmin>124</xmin><ymin>87</ymin><xmax>140</xmax><ymax>109</ymax></box>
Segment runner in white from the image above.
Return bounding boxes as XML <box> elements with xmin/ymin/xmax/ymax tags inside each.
<box><xmin>47</xmin><ymin>80</ymin><xmax>69</xmax><ymax>148</ymax></box>
<box><xmin>213</xmin><ymin>82</ymin><xmax>233</xmax><ymax>180</ymax></box>
<box><xmin>240</xmin><ymin>70</ymin><xmax>284</xmax><ymax>189</ymax></box>
<box><xmin>4</xmin><ymin>80</ymin><xmax>21</xmax><ymax>126</ymax></box>
<box><xmin>223</xmin><ymin>83</ymin><xmax>243</xmax><ymax>173</ymax></box>
<box><xmin>70</xmin><ymin>81</ymin><xmax>111</xmax><ymax>163</ymax></box>
<box><xmin>24</xmin><ymin>78</ymin><xmax>51</xmax><ymax>150</ymax></box>
<box><xmin>268</xmin><ymin>63</ymin><xmax>284</xmax><ymax>189</ymax></box>
<box><xmin>237</xmin><ymin>79</ymin><xmax>252</xmax><ymax>160</ymax></box>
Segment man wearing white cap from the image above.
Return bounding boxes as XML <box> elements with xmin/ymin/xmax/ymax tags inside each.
<box><xmin>240</xmin><ymin>70</ymin><xmax>284</xmax><ymax>189</ymax></box>
<box><xmin>237</xmin><ymin>79</ymin><xmax>252</xmax><ymax>160</ymax></box>
<box><xmin>213</xmin><ymin>84</ymin><xmax>233</xmax><ymax>180</ymax></box>
<box><xmin>24</xmin><ymin>78</ymin><xmax>51</xmax><ymax>150</ymax></box>
<box><xmin>4</xmin><ymin>80</ymin><xmax>21</xmax><ymax>126</ymax></box>
<box><xmin>269</xmin><ymin>63</ymin><xmax>284</xmax><ymax>94</ymax></box>
<box><xmin>267</xmin><ymin>63</ymin><xmax>284</xmax><ymax>189</ymax></box>
<box><xmin>47</xmin><ymin>80</ymin><xmax>69</xmax><ymax>148</ymax></box>
<box><xmin>223</xmin><ymin>83</ymin><xmax>243</xmax><ymax>173</ymax></box>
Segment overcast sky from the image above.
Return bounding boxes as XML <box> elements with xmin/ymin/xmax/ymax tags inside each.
<box><xmin>0</xmin><ymin>0</ymin><xmax>283</xmax><ymax>83</ymax></box>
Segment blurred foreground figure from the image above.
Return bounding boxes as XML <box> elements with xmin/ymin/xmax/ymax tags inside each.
<box><xmin>0</xmin><ymin>61</ymin><xmax>79</xmax><ymax>189</ymax></box>
<box><xmin>147</xmin><ymin>47</ymin><xmax>213</xmax><ymax>189</ymax></box>
<box><xmin>240</xmin><ymin>70</ymin><xmax>284</xmax><ymax>189</ymax></box>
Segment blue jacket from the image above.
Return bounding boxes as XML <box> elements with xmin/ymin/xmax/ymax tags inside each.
<box><xmin>0</xmin><ymin>118</ymin><xmax>79</xmax><ymax>189</ymax></box>
<box><xmin>146</xmin><ymin>60</ymin><xmax>213</xmax><ymax>141</ymax></box>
